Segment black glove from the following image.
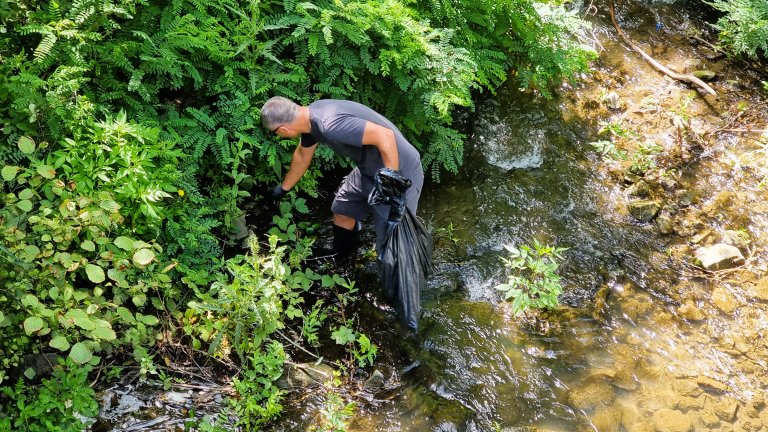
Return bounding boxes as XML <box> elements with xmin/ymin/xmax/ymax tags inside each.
<box><xmin>270</xmin><ymin>184</ymin><xmax>287</xmax><ymax>200</ymax></box>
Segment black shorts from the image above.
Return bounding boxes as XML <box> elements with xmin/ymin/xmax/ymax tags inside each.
<box><xmin>331</xmin><ymin>167</ymin><xmax>423</xmax><ymax>252</ymax></box>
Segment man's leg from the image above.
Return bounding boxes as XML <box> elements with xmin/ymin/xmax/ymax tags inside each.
<box><xmin>330</xmin><ymin>169</ymin><xmax>372</xmax><ymax>260</ymax></box>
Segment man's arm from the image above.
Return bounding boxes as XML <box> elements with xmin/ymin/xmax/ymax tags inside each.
<box><xmin>281</xmin><ymin>142</ymin><xmax>317</xmax><ymax>191</ymax></box>
<box><xmin>362</xmin><ymin>121</ymin><xmax>399</xmax><ymax>170</ymax></box>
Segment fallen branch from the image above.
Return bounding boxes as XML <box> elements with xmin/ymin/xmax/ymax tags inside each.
<box><xmin>715</xmin><ymin>128</ymin><xmax>767</xmax><ymax>133</ymax></box>
<box><xmin>608</xmin><ymin>0</ymin><xmax>717</xmax><ymax>96</ymax></box>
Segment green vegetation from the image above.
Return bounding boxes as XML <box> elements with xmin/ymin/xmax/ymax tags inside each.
<box><xmin>0</xmin><ymin>0</ymin><xmax>594</xmax><ymax>428</ymax></box>
<box><xmin>706</xmin><ymin>0</ymin><xmax>768</xmax><ymax>59</ymax></box>
<box><xmin>496</xmin><ymin>241</ymin><xmax>568</xmax><ymax>316</ymax></box>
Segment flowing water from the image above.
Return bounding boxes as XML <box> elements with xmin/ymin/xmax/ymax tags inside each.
<box><xmin>95</xmin><ymin>0</ymin><xmax>768</xmax><ymax>430</ymax></box>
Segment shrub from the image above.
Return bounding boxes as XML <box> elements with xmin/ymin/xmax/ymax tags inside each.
<box><xmin>706</xmin><ymin>0</ymin><xmax>768</xmax><ymax>59</ymax></box>
<box><xmin>496</xmin><ymin>241</ymin><xmax>568</xmax><ymax>316</ymax></box>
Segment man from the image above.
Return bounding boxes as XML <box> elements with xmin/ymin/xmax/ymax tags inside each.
<box><xmin>260</xmin><ymin>97</ymin><xmax>424</xmax><ymax>260</ymax></box>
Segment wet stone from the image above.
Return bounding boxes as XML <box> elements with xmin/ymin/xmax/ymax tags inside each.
<box><xmin>651</xmin><ymin>408</ymin><xmax>692</xmax><ymax>432</ymax></box>
<box><xmin>711</xmin><ymin>286</ymin><xmax>737</xmax><ymax>313</ymax></box>
<box><xmin>677</xmin><ymin>299</ymin><xmax>705</xmax><ymax>321</ymax></box>
<box><xmin>568</xmin><ymin>377</ymin><xmax>615</xmax><ymax>409</ymax></box>
<box><xmin>694</xmin><ymin>244</ymin><xmax>744</xmax><ymax>270</ymax></box>
<box><xmin>715</xmin><ymin>398</ymin><xmax>740</xmax><ymax>421</ymax></box>
<box><xmin>656</xmin><ymin>214</ymin><xmax>675</xmax><ymax>234</ymax></box>
<box><xmin>739</xmin><ymin>419</ymin><xmax>764</xmax><ymax>432</ymax></box>
<box><xmin>746</xmin><ymin>277</ymin><xmax>768</xmax><ymax>301</ymax></box>
<box><xmin>612</xmin><ymin>369</ymin><xmax>638</xmax><ymax>391</ymax></box>
<box><xmin>592</xmin><ymin>405</ymin><xmax>622</xmax><ymax>432</ymax></box>
<box><xmin>722</xmin><ymin>230</ymin><xmax>749</xmax><ymax>249</ymax></box>
<box><xmin>673</xmin><ymin>379</ymin><xmax>704</xmax><ymax>397</ymax></box>
<box><xmin>626</xmin><ymin>180</ymin><xmax>651</xmax><ymax>198</ymax></box>
<box><xmin>701</xmin><ymin>409</ymin><xmax>721</xmax><ymax>427</ymax></box>
<box><xmin>677</xmin><ymin>396</ymin><xmax>704</xmax><ymax>411</ymax></box>
<box><xmin>604</xmin><ymin>91</ymin><xmax>622</xmax><ymax>110</ymax></box>
<box><xmin>628</xmin><ymin>199</ymin><xmax>661</xmax><ymax>222</ymax></box>
<box><xmin>696</xmin><ymin>376</ymin><xmax>730</xmax><ymax>394</ymax></box>
<box><xmin>692</xmin><ymin>70</ymin><xmax>717</xmax><ymax>82</ymax></box>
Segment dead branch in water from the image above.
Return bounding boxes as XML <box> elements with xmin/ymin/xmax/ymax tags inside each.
<box><xmin>608</xmin><ymin>0</ymin><xmax>717</xmax><ymax>97</ymax></box>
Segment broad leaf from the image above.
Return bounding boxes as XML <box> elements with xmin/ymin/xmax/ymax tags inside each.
<box><xmin>132</xmin><ymin>248</ymin><xmax>155</xmax><ymax>266</ymax></box>
<box><xmin>114</xmin><ymin>236</ymin><xmax>134</xmax><ymax>251</ymax></box>
<box><xmin>23</xmin><ymin>316</ymin><xmax>44</xmax><ymax>334</ymax></box>
<box><xmin>49</xmin><ymin>336</ymin><xmax>71</xmax><ymax>351</ymax></box>
<box><xmin>17</xmin><ymin>136</ymin><xmax>35</xmax><ymax>154</ymax></box>
<box><xmin>1</xmin><ymin>166</ymin><xmax>19</xmax><ymax>181</ymax></box>
<box><xmin>69</xmin><ymin>342</ymin><xmax>93</xmax><ymax>364</ymax></box>
<box><xmin>36</xmin><ymin>164</ymin><xmax>56</xmax><ymax>179</ymax></box>
<box><xmin>85</xmin><ymin>264</ymin><xmax>105</xmax><ymax>283</ymax></box>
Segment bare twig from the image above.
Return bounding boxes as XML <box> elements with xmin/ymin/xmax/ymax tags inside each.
<box><xmin>608</xmin><ymin>0</ymin><xmax>717</xmax><ymax>96</ymax></box>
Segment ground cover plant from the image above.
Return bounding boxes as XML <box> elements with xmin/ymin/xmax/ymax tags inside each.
<box><xmin>0</xmin><ymin>0</ymin><xmax>594</xmax><ymax>428</ymax></box>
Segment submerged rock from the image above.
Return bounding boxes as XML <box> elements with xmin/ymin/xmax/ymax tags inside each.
<box><xmin>651</xmin><ymin>409</ymin><xmax>692</xmax><ymax>432</ymax></box>
<box><xmin>692</xmin><ymin>70</ymin><xmax>717</xmax><ymax>82</ymax></box>
<box><xmin>694</xmin><ymin>244</ymin><xmax>744</xmax><ymax>270</ymax></box>
<box><xmin>656</xmin><ymin>214</ymin><xmax>675</xmax><ymax>234</ymax></box>
<box><xmin>626</xmin><ymin>180</ymin><xmax>651</xmax><ymax>198</ymax></box>
<box><xmin>677</xmin><ymin>299</ymin><xmax>705</xmax><ymax>321</ymax></box>
<box><xmin>746</xmin><ymin>277</ymin><xmax>768</xmax><ymax>301</ymax></box>
<box><xmin>712</xmin><ymin>286</ymin><xmax>737</xmax><ymax>313</ymax></box>
<box><xmin>628</xmin><ymin>199</ymin><xmax>661</xmax><ymax>222</ymax></box>
<box><xmin>568</xmin><ymin>377</ymin><xmax>614</xmax><ymax>409</ymax></box>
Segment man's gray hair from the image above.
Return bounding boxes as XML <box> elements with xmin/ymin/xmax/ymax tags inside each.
<box><xmin>261</xmin><ymin>96</ymin><xmax>300</xmax><ymax>130</ymax></box>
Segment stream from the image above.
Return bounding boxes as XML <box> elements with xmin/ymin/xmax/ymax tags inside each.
<box><xmin>95</xmin><ymin>0</ymin><xmax>768</xmax><ymax>430</ymax></box>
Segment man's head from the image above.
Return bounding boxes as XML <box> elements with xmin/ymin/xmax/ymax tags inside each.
<box><xmin>261</xmin><ymin>96</ymin><xmax>301</xmax><ymax>137</ymax></box>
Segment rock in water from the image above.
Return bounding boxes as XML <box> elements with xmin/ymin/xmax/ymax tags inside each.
<box><xmin>694</xmin><ymin>244</ymin><xmax>744</xmax><ymax>270</ymax></box>
<box><xmin>628</xmin><ymin>199</ymin><xmax>661</xmax><ymax>222</ymax></box>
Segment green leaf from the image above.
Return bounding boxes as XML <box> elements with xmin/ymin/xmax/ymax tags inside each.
<box><xmin>36</xmin><ymin>164</ymin><xmax>56</xmax><ymax>179</ymax></box>
<box><xmin>85</xmin><ymin>264</ymin><xmax>105</xmax><ymax>283</ymax></box>
<box><xmin>132</xmin><ymin>248</ymin><xmax>155</xmax><ymax>266</ymax></box>
<box><xmin>138</xmin><ymin>314</ymin><xmax>159</xmax><ymax>325</ymax></box>
<box><xmin>17</xmin><ymin>136</ymin><xmax>35</xmax><ymax>154</ymax></box>
<box><xmin>1</xmin><ymin>166</ymin><xmax>19</xmax><ymax>181</ymax></box>
<box><xmin>81</xmin><ymin>240</ymin><xmax>96</xmax><ymax>252</ymax></box>
<box><xmin>69</xmin><ymin>342</ymin><xmax>93</xmax><ymax>364</ymax></box>
<box><xmin>117</xmin><ymin>307</ymin><xmax>134</xmax><ymax>323</ymax></box>
<box><xmin>66</xmin><ymin>309</ymin><xmax>96</xmax><ymax>331</ymax></box>
<box><xmin>114</xmin><ymin>236</ymin><xmax>134</xmax><ymax>251</ymax></box>
<box><xmin>91</xmin><ymin>321</ymin><xmax>116</xmax><ymax>341</ymax></box>
<box><xmin>21</xmin><ymin>294</ymin><xmax>40</xmax><ymax>308</ymax></box>
<box><xmin>21</xmin><ymin>245</ymin><xmax>39</xmax><ymax>262</ymax></box>
<box><xmin>99</xmin><ymin>200</ymin><xmax>120</xmax><ymax>213</ymax></box>
<box><xmin>331</xmin><ymin>326</ymin><xmax>356</xmax><ymax>345</ymax></box>
<box><xmin>18</xmin><ymin>188</ymin><xmax>34</xmax><ymax>200</ymax></box>
<box><xmin>49</xmin><ymin>336</ymin><xmax>71</xmax><ymax>351</ymax></box>
<box><xmin>16</xmin><ymin>199</ymin><xmax>33</xmax><ymax>212</ymax></box>
<box><xmin>23</xmin><ymin>316</ymin><xmax>44</xmax><ymax>334</ymax></box>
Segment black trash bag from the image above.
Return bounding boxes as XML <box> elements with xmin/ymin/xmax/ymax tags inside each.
<box><xmin>367</xmin><ymin>168</ymin><xmax>411</xmax><ymax>235</ymax></box>
<box><xmin>368</xmin><ymin>168</ymin><xmax>432</xmax><ymax>330</ymax></box>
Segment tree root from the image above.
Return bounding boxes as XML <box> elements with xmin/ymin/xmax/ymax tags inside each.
<box><xmin>608</xmin><ymin>0</ymin><xmax>717</xmax><ymax>97</ymax></box>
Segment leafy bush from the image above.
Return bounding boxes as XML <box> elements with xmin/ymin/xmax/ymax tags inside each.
<box><xmin>706</xmin><ymin>0</ymin><xmax>768</xmax><ymax>59</ymax></box>
<box><xmin>0</xmin><ymin>359</ymin><xmax>98</xmax><ymax>432</ymax></box>
<box><xmin>1</xmin><ymin>0</ymin><xmax>594</xmax><ymax>426</ymax></box>
<box><xmin>496</xmin><ymin>241</ymin><xmax>568</xmax><ymax>315</ymax></box>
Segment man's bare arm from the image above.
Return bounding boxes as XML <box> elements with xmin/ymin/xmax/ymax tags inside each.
<box><xmin>281</xmin><ymin>143</ymin><xmax>317</xmax><ymax>190</ymax></box>
<box><xmin>362</xmin><ymin>121</ymin><xmax>399</xmax><ymax>170</ymax></box>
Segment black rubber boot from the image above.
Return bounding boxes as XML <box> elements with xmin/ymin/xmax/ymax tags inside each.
<box><xmin>332</xmin><ymin>223</ymin><xmax>360</xmax><ymax>262</ymax></box>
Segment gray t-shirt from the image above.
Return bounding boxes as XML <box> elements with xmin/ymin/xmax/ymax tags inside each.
<box><xmin>300</xmin><ymin>100</ymin><xmax>422</xmax><ymax>178</ymax></box>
